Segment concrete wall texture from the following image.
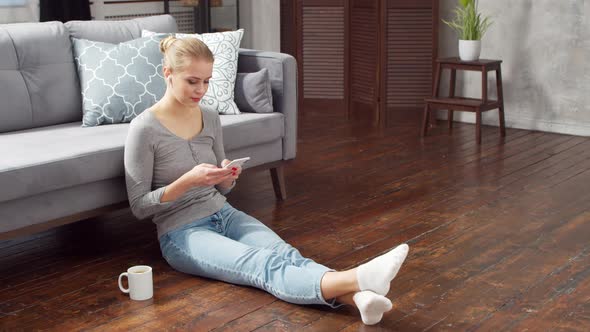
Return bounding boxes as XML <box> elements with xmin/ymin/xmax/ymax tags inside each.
<box><xmin>438</xmin><ymin>0</ymin><xmax>589</xmax><ymax>136</ymax></box>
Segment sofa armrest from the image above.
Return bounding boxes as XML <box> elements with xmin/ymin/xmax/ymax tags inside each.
<box><xmin>237</xmin><ymin>48</ymin><xmax>298</xmax><ymax>160</ymax></box>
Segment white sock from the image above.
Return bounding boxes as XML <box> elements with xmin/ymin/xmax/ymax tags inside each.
<box><xmin>353</xmin><ymin>291</ymin><xmax>393</xmax><ymax>325</ymax></box>
<box><xmin>356</xmin><ymin>243</ymin><xmax>409</xmax><ymax>295</ymax></box>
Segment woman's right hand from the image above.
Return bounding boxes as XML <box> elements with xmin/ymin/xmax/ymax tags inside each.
<box><xmin>186</xmin><ymin>163</ymin><xmax>233</xmax><ymax>187</ymax></box>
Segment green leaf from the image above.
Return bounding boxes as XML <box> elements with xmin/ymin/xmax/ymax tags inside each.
<box><xmin>459</xmin><ymin>0</ymin><xmax>471</xmax><ymax>8</ymax></box>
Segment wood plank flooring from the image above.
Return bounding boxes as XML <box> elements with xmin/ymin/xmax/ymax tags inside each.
<box><xmin>1</xmin><ymin>112</ymin><xmax>589</xmax><ymax>331</ymax></box>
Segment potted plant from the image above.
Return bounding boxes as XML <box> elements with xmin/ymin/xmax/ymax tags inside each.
<box><xmin>442</xmin><ymin>0</ymin><xmax>493</xmax><ymax>61</ymax></box>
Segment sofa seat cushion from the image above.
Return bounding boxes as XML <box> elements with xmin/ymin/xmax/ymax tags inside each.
<box><xmin>0</xmin><ymin>122</ymin><xmax>129</xmax><ymax>203</ymax></box>
<box><xmin>0</xmin><ymin>112</ymin><xmax>284</xmax><ymax>203</ymax></box>
<box><xmin>220</xmin><ymin>112</ymin><xmax>284</xmax><ymax>152</ymax></box>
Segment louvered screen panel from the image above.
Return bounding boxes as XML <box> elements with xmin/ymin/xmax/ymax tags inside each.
<box><xmin>350</xmin><ymin>4</ymin><xmax>378</xmax><ymax>106</ymax></box>
<box><xmin>386</xmin><ymin>7</ymin><xmax>433</xmax><ymax>109</ymax></box>
<box><xmin>302</xmin><ymin>6</ymin><xmax>345</xmax><ymax>99</ymax></box>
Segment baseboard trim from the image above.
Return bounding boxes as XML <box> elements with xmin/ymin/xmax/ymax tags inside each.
<box><xmin>437</xmin><ymin>111</ymin><xmax>590</xmax><ymax>137</ymax></box>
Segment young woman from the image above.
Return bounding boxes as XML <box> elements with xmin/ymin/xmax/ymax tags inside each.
<box><xmin>124</xmin><ymin>36</ymin><xmax>409</xmax><ymax>325</ymax></box>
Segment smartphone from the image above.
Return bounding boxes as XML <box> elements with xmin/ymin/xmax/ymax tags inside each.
<box><xmin>224</xmin><ymin>157</ymin><xmax>250</xmax><ymax>169</ymax></box>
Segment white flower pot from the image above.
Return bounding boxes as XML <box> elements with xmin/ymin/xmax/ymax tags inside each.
<box><xmin>459</xmin><ymin>39</ymin><xmax>481</xmax><ymax>61</ymax></box>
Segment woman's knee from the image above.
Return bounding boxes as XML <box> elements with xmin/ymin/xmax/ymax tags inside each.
<box><xmin>269</xmin><ymin>241</ymin><xmax>305</xmax><ymax>259</ymax></box>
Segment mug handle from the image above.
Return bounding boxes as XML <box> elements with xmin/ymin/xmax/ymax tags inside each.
<box><xmin>118</xmin><ymin>272</ymin><xmax>130</xmax><ymax>293</ymax></box>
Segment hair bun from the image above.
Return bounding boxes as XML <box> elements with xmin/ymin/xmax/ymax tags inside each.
<box><xmin>160</xmin><ymin>35</ymin><xmax>178</xmax><ymax>54</ymax></box>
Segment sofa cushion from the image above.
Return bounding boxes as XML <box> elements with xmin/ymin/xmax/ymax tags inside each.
<box><xmin>0</xmin><ymin>122</ymin><xmax>129</xmax><ymax>203</ymax></box>
<box><xmin>0</xmin><ymin>15</ymin><xmax>178</xmax><ymax>135</ymax></box>
<box><xmin>65</xmin><ymin>15</ymin><xmax>177</xmax><ymax>44</ymax></box>
<box><xmin>72</xmin><ymin>34</ymin><xmax>169</xmax><ymax>126</ymax></box>
<box><xmin>0</xmin><ymin>22</ymin><xmax>82</xmax><ymax>133</ymax></box>
<box><xmin>0</xmin><ymin>112</ymin><xmax>284</xmax><ymax>203</ymax></box>
<box><xmin>220</xmin><ymin>112</ymin><xmax>284</xmax><ymax>151</ymax></box>
<box><xmin>235</xmin><ymin>68</ymin><xmax>274</xmax><ymax>113</ymax></box>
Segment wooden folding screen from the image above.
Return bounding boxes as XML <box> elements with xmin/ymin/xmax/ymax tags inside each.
<box><xmin>381</xmin><ymin>0</ymin><xmax>438</xmax><ymax>126</ymax></box>
<box><xmin>349</xmin><ymin>0</ymin><xmax>379</xmax><ymax>123</ymax></box>
<box><xmin>281</xmin><ymin>0</ymin><xmax>438</xmax><ymax>126</ymax></box>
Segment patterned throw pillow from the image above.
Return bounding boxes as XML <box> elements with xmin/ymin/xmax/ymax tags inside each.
<box><xmin>72</xmin><ymin>34</ymin><xmax>168</xmax><ymax>126</ymax></box>
<box><xmin>143</xmin><ymin>29</ymin><xmax>244</xmax><ymax>115</ymax></box>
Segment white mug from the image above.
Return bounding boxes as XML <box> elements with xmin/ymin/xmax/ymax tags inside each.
<box><xmin>118</xmin><ymin>265</ymin><xmax>153</xmax><ymax>301</ymax></box>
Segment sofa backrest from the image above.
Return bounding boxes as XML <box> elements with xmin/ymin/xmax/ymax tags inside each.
<box><xmin>0</xmin><ymin>21</ymin><xmax>80</xmax><ymax>133</ymax></box>
<box><xmin>65</xmin><ymin>15</ymin><xmax>177</xmax><ymax>44</ymax></box>
<box><xmin>0</xmin><ymin>15</ymin><xmax>177</xmax><ymax>134</ymax></box>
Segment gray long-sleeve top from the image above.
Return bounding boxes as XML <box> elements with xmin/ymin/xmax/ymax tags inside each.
<box><xmin>124</xmin><ymin>108</ymin><xmax>234</xmax><ymax>239</ymax></box>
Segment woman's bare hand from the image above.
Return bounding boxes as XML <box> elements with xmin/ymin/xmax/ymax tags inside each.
<box><xmin>187</xmin><ymin>163</ymin><xmax>233</xmax><ymax>187</ymax></box>
<box><xmin>221</xmin><ymin>159</ymin><xmax>243</xmax><ymax>181</ymax></box>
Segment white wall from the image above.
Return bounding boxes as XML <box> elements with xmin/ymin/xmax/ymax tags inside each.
<box><xmin>238</xmin><ymin>0</ymin><xmax>280</xmax><ymax>52</ymax></box>
<box><xmin>0</xmin><ymin>0</ymin><xmax>38</xmax><ymax>23</ymax></box>
<box><xmin>438</xmin><ymin>0</ymin><xmax>590</xmax><ymax>136</ymax></box>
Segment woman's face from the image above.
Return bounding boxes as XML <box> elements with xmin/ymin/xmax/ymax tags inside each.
<box><xmin>166</xmin><ymin>57</ymin><xmax>213</xmax><ymax>108</ymax></box>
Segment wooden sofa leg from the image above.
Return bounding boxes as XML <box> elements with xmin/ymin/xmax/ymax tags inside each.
<box><xmin>270</xmin><ymin>166</ymin><xmax>287</xmax><ymax>200</ymax></box>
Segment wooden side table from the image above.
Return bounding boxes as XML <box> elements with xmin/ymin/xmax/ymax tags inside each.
<box><xmin>422</xmin><ymin>58</ymin><xmax>506</xmax><ymax>144</ymax></box>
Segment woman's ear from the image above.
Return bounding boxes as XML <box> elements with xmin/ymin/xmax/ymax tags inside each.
<box><xmin>163</xmin><ymin>67</ymin><xmax>172</xmax><ymax>83</ymax></box>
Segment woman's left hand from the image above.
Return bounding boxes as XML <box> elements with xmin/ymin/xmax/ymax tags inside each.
<box><xmin>221</xmin><ymin>159</ymin><xmax>242</xmax><ymax>181</ymax></box>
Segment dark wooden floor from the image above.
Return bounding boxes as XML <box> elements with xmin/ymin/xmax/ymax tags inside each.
<box><xmin>2</xmin><ymin>111</ymin><xmax>590</xmax><ymax>331</ymax></box>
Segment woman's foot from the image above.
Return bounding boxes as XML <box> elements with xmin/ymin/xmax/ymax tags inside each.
<box><xmin>356</xmin><ymin>243</ymin><xmax>409</xmax><ymax>295</ymax></box>
<box><xmin>353</xmin><ymin>291</ymin><xmax>393</xmax><ymax>325</ymax></box>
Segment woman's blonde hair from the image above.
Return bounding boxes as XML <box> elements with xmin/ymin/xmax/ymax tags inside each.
<box><xmin>159</xmin><ymin>35</ymin><xmax>214</xmax><ymax>72</ymax></box>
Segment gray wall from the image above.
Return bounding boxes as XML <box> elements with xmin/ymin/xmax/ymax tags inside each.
<box><xmin>239</xmin><ymin>0</ymin><xmax>280</xmax><ymax>52</ymax></box>
<box><xmin>438</xmin><ymin>0</ymin><xmax>590</xmax><ymax>136</ymax></box>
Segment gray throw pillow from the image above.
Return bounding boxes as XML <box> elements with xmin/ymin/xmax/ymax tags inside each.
<box><xmin>72</xmin><ymin>34</ymin><xmax>168</xmax><ymax>126</ymax></box>
<box><xmin>234</xmin><ymin>68</ymin><xmax>274</xmax><ymax>113</ymax></box>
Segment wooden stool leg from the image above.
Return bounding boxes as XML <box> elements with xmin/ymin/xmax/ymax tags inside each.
<box><xmin>478</xmin><ymin>67</ymin><xmax>487</xmax><ymax>144</ymax></box>
<box><xmin>482</xmin><ymin>68</ymin><xmax>488</xmax><ymax>102</ymax></box>
<box><xmin>421</xmin><ymin>104</ymin><xmax>430</xmax><ymax>137</ymax></box>
<box><xmin>476</xmin><ymin>109</ymin><xmax>482</xmax><ymax>144</ymax></box>
<box><xmin>499</xmin><ymin>106</ymin><xmax>506</xmax><ymax>137</ymax></box>
<box><xmin>433</xmin><ymin>63</ymin><xmax>442</xmax><ymax>97</ymax></box>
<box><xmin>448</xmin><ymin>69</ymin><xmax>456</xmax><ymax>129</ymax></box>
<box><xmin>430</xmin><ymin>63</ymin><xmax>442</xmax><ymax>126</ymax></box>
<box><xmin>496</xmin><ymin>68</ymin><xmax>506</xmax><ymax>136</ymax></box>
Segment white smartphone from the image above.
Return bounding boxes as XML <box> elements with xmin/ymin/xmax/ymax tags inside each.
<box><xmin>224</xmin><ymin>157</ymin><xmax>250</xmax><ymax>169</ymax></box>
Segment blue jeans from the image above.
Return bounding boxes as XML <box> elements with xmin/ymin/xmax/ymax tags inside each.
<box><xmin>159</xmin><ymin>202</ymin><xmax>339</xmax><ymax>307</ymax></box>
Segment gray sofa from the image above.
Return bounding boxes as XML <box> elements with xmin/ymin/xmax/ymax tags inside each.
<box><xmin>0</xmin><ymin>15</ymin><xmax>297</xmax><ymax>239</ymax></box>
